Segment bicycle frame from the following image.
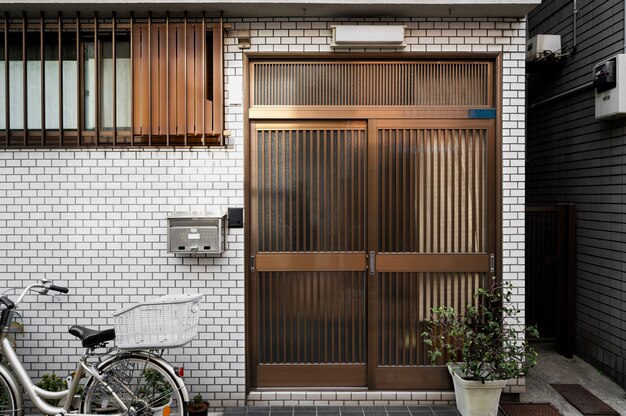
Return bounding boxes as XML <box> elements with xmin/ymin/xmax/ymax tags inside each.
<box><xmin>1</xmin><ymin>332</ymin><xmax>93</xmax><ymax>415</ymax></box>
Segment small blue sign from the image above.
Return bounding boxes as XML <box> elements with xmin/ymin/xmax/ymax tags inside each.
<box><xmin>468</xmin><ymin>109</ymin><xmax>497</xmax><ymax>119</ymax></box>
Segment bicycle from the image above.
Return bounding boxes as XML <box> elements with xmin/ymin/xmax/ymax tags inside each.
<box><xmin>0</xmin><ymin>279</ymin><xmax>202</xmax><ymax>416</ymax></box>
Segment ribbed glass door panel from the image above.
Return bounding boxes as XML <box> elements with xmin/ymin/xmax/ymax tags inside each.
<box><xmin>377</xmin><ymin>272</ymin><xmax>488</xmax><ymax>367</ymax></box>
<box><xmin>258</xmin><ymin>271</ymin><xmax>366</xmax><ymax>365</ymax></box>
<box><xmin>377</xmin><ymin>126</ymin><xmax>487</xmax><ymax>253</ymax></box>
<box><xmin>254</xmin><ymin>122</ymin><xmax>367</xmax><ymax>252</ymax></box>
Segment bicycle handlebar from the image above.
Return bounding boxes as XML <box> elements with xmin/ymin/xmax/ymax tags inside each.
<box><xmin>6</xmin><ymin>280</ymin><xmax>70</xmax><ymax>308</ymax></box>
<box><xmin>48</xmin><ymin>285</ymin><xmax>69</xmax><ymax>294</ymax></box>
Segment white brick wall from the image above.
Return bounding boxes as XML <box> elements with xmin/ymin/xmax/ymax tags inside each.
<box><xmin>0</xmin><ymin>15</ymin><xmax>526</xmax><ymax>410</ymax></box>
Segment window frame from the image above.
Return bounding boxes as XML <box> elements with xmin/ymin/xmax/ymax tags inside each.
<box><xmin>0</xmin><ymin>12</ymin><xmax>224</xmax><ymax>148</ymax></box>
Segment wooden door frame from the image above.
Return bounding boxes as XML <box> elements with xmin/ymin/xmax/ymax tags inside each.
<box><xmin>244</xmin><ymin>52</ymin><xmax>504</xmax><ymax>393</ymax></box>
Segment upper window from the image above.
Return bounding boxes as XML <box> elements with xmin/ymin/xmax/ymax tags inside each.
<box><xmin>0</xmin><ymin>14</ymin><xmax>223</xmax><ymax>148</ymax></box>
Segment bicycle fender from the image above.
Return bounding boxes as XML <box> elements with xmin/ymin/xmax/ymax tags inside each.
<box><xmin>0</xmin><ymin>362</ymin><xmax>25</xmax><ymax>416</ymax></box>
<box><xmin>97</xmin><ymin>351</ymin><xmax>190</xmax><ymax>403</ymax></box>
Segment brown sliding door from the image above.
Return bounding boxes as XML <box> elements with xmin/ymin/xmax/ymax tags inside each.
<box><xmin>247</xmin><ymin>56</ymin><xmax>498</xmax><ymax>389</ymax></box>
<box><xmin>250</xmin><ymin>121</ymin><xmax>369</xmax><ymax>387</ymax></box>
<box><xmin>367</xmin><ymin>119</ymin><xmax>496</xmax><ymax>389</ymax></box>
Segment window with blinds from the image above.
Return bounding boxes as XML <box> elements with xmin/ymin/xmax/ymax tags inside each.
<box><xmin>0</xmin><ymin>13</ymin><xmax>223</xmax><ymax>148</ymax></box>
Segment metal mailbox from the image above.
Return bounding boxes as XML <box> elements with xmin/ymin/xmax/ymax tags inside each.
<box><xmin>167</xmin><ymin>212</ymin><xmax>227</xmax><ymax>255</ymax></box>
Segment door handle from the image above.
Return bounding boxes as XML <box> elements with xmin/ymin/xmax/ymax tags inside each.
<box><xmin>369</xmin><ymin>251</ymin><xmax>375</xmax><ymax>275</ymax></box>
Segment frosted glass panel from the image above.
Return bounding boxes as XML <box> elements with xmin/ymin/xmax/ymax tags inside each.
<box><xmin>44</xmin><ymin>61</ymin><xmax>59</xmax><ymax>129</ymax></box>
<box><xmin>63</xmin><ymin>61</ymin><xmax>78</xmax><ymax>129</ymax></box>
<box><xmin>101</xmin><ymin>40</ymin><xmax>131</xmax><ymax>129</ymax></box>
<box><xmin>0</xmin><ymin>65</ymin><xmax>4</xmax><ymax>130</ymax></box>
<box><xmin>26</xmin><ymin>61</ymin><xmax>41</xmax><ymax>129</ymax></box>
<box><xmin>116</xmin><ymin>57</ymin><xmax>131</xmax><ymax>128</ymax></box>
<box><xmin>9</xmin><ymin>62</ymin><xmax>23</xmax><ymax>130</ymax></box>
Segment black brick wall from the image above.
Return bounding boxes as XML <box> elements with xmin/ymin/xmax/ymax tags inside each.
<box><xmin>527</xmin><ymin>0</ymin><xmax>626</xmax><ymax>388</ymax></box>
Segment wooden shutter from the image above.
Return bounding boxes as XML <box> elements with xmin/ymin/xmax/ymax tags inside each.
<box><xmin>132</xmin><ymin>21</ymin><xmax>222</xmax><ymax>146</ymax></box>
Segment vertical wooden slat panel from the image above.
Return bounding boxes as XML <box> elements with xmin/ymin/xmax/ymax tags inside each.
<box><xmin>94</xmin><ymin>12</ymin><xmax>99</xmax><ymax>145</ymax></box>
<box><xmin>201</xmin><ymin>13</ymin><xmax>206</xmax><ymax>144</ymax></box>
<box><xmin>183</xmin><ymin>13</ymin><xmax>188</xmax><ymax>145</ymax></box>
<box><xmin>194</xmin><ymin>23</ymin><xmax>203</xmax><ymax>139</ymax></box>
<box><xmin>112</xmin><ymin>12</ymin><xmax>117</xmax><ymax>145</ymax></box>
<box><xmin>129</xmin><ymin>12</ymin><xmax>134</xmax><ymax>143</ymax></box>
<box><xmin>22</xmin><ymin>13</ymin><xmax>26</xmax><ymax>145</ymax></box>
<box><xmin>4</xmin><ymin>13</ymin><xmax>9</xmax><ymax>145</ymax></box>
<box><xmin>165</xmin><ymin>13</ymin><xmax>170</xmax><ymax>144</ymax></box>
<box><xmin>157</xmin><ymin>24</ymin><xmax>167</xmax><ymax>140</ymax></box>
<box><xmin>167</xmin><ymin>20</ymin><xmax>182</xmax><ymax>141</ymax></box>
<box><xmin>76</xmin><ymin>12</ymin><xmax>81</xmax><ymax>145</ymax></box>
<box><xmin>40</xmin><ymin>13</ymin><xmax>45</xmax><ymax>145</ymax></box>
<box><xmin>147</xmin><ymin>13</ymin><xmax>152</xmax><ymax>145</ymax></box>
<box><xmin>138</xmin><ymin>24</ymin><xmax>150</xmax><ymax>137</ymax></box>
<box><xmin>175</xmin><ymin>23</ymin><xmax>184</xmax><ymax>138</ymax></box>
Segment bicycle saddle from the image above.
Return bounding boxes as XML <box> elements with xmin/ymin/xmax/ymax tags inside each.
<box><xmin>69</xmin><ymin>325</ymin><xmax>116</xmax><ymax>348</ymax></box>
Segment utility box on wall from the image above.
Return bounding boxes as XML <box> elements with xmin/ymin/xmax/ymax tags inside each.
<box><xmin>167</xmin><ymin>212</ymin><xmax>227</xmax><ymax>255</ymax></box>
<box><xmin>594</xmin><ymin>54</ymin><xmax>626</xmax><ymax>119</ymax></box>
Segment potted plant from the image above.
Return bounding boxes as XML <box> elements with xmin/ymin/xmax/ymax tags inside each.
<box><xmin>422</xmin><ymin>279</ymin><xmax>539</xmax><ymax>416</ymax></box>
<box><xmin>36</xmin><ymin>373</ymin><xmax>67</xmax><ymax>406</ymax></box>
<box><xmin>140</xmin><ymin>368</ymin><xmax>172</xmax><ymax>416</ymax></box>
<box><xmin>187</xmin><ymin>393</ymin><xmax>209</xmax><ymax>416</ymax></box>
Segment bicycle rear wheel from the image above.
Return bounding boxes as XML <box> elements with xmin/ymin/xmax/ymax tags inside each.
<box><xmin>0</xmin><ymin>372</ymin><xmax>18</xmax><ymax>416</ymax></box>
<box><xmin>81</xmin><ymin>356</ymin><xmax>185</xmax><ymax>416</ymax></box>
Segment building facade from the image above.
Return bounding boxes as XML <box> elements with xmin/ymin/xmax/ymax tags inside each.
<box><xmin>0</xmin><ymin>0</ymin><xmax>535</xmax><ymax>409</ymax></box>
<box><xmin>528</xmin><ymin>0</ymin><xmax>626</xmax><ymax>389</ymax></box>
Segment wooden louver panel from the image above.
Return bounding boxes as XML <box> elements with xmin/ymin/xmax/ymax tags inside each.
<box><xmin>132</xmin><ymin>22</ymin><xmax>221</xmax><ymax>145</ymax></box>
<box><xmin>378</xmin><ymin>126</ymin><xmax>487</xmax><ymax>253</ymax></box>
<box><xmin>252</xmin><ymin>61</ymin><xmax>491</xmax><ymax>107</ymax></box>
<box><xmin>377</xmin><ymin>272</ymin><xmax>488</xmax><ymax>366</ymax></box>
<box><xmin>525</xmin><ymin>207</ymin><xmax>559</xmax><ymax>340</ymax></box>
<box><xmin>258</xmin><ymin>271</ymin><xmax>366</xmax><ymax>365</ymax></box>
<box><xmin>255</xmin><ymin>123</ymin><xmax>367</xmax><ymax>252</ymax></box>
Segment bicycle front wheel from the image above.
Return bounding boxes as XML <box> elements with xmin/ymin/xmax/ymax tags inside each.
<box><xmin>81</xmin><ymin>356</ymin><xmax>185</xmax><ymax>416</ymax></box>
<box><xmin>0</xmin><ymin>372</ymin><xmax>18</xmax><ymax>416</ymax></box>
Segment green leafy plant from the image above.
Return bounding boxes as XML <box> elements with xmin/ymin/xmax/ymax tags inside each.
<box><xmin>0</xmin><ymin>387</ymin><xmax>10</xmax><ymax>408</ymax></box>
<box><xmin>421</xmin><ymin>278</ymin><xmax>539</xmax><ymax>383</ymax></box>
<box><xmin>36</xmin><ymin>374</ymin><xmax>67</xmax><ymax>405</ymax></box>
<box><xmin>140</xmin><ymin>368</ymin><xmax>172</xmax><ymax>408</ymax></box>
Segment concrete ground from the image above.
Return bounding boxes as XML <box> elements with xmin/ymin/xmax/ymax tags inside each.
<box><xmin>521</xmin><ymin>343</ymin><xmax>626</xmax><ymax>415</ymax></box>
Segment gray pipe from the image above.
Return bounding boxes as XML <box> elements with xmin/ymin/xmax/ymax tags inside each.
<box><xmin>529</xmin><ymin>81</ymin><xmax>594</xmax><ymax>109</ymax></box>
<box><xmin>573</xmin><ymin>0</ymin><xmax>578</xmax><ymax>53</ymax></box>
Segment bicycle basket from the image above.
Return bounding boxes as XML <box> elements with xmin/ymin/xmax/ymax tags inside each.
<box><xmin>113</xmin><ymin>294</ymin><xmax>202</xmax><ymax>350</ymax></box>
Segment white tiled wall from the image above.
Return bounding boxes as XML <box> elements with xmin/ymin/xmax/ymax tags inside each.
<box><xmin>0</xmin><ymin>16</ymin><xmax>526</xmax><ymax>411</ymax></box>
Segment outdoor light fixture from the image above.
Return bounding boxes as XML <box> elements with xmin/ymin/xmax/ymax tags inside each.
<box><xmin>331</xmin><ymin>25</ymin><xmax>406</xmax><ymax>49</ymax></box>
<box><xmin>237</xmin><ymin>29</ymin><xmax>251</xmax><ymax>49</ymax></box>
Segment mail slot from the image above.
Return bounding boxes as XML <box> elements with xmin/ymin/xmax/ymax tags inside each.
<box><xmin>167</xmin><ymin>212</ymin><xmax>227</xmax><ymax>255</ymax></box>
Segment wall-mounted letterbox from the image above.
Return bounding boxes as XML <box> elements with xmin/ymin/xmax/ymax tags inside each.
<box><xmin>167</xmin><ymin>212</ymin><xmax>227</xmax><ymax>255</ymax></box>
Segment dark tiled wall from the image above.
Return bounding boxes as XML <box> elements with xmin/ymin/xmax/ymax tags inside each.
<box><xmin>527</xmin><ymin>0</ymin><xmax>626</xmax><ymax>387</ymax></box>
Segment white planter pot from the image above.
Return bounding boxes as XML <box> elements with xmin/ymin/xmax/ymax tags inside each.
<box><xmin>449</xmin><ymin>366</ymin><xmax>507</xmax><ymax>416</ymax></box>
<box><xmin>150</xmin><ymin>397</ymin><xmax>173</xmax><ymax>416</ymax></box>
